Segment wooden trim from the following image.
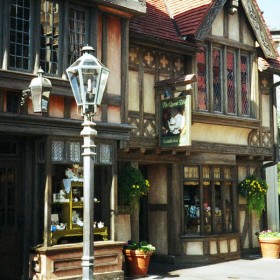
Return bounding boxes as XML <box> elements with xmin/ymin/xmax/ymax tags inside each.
<box><xmin>241</xmin><ymin>0</ymin><xmax>277</xmax><ymax>59</ymax></box>
<box><xmin>0</xmin><ymin>0</ymin><xmax>4</xmax><ymax>65</ymax></box>
<box><xmin>195</xmin><ymin>0</ymin><xmax>227</xmax><ymax>41</ymax></box>
<box><xmin>130</xmin><ymin>33</ymin><xmax>198</xmax><ymax>55</ymax></box>
<box><xmin>149</xmin><ymin>204</ymin><xmax>168</xmax><ymax>211</ymax></box>
<box><xmin>61</xmin><ymin>0</ymin><xmax>69</xmax><ymax>80</ymax></box>
<box><xmin>192</xmin><ymin>111</ymin><xmax>260</xmax><ymax>129</ymax></box>
<box><xmin>0</xmin><ymin>113</ymin><xmax>133</xmax><ymax>140</ymax></box>
<box><xmin>30</xmin><ymin>0</ymin><xmax>38</xmax><ymax>73</ymax></box>
<box><xmin>121</xmin><ymin>18</ymin><xmax>129</xmax><ymax>123</ymax></box>
<box><xmin>101</xmin><ymin>14</ymin><xmax>108</xmax><ymax>123</ymax></box>
<box><xmin>2</xmin><ymin>0</ymin><xmax>10</xmax><ymax>70</ymax></box>
<box><xmin>206</xmin><ymin>35</ymin><xmax>256</xmax><ymax>52</ymax></box>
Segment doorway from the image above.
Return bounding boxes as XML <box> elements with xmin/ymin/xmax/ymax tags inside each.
<box><xmin>0</xmin><ymin>163</ymin><xmax>23</xmax><ymax>280</ymax></box>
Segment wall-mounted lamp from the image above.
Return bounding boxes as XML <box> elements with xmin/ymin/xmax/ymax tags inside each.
<box><xmin>21</xmin><ymin>68</ymin><xmax>52</xmax><ymax>113</ymax></box>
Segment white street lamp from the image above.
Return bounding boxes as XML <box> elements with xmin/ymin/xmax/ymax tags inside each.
<box><xmin>66</xmin><ymin>45</ymin><xmax>109</xmax><ymax>116</ymax></box>
<box><xmin>66</xmin><ymin>45</ymin><xmax>109</xmax><ymax>280</ymax></box>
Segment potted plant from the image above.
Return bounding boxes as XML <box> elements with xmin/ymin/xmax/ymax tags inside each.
<box><xmin>256</xmin><ymin>230</ymin><xmax>280</xmax><ymax>259</ymax></box>
<box><xmin>237</xmin><ymin>175</ymin><xmax>268</xmax><ymax>216</ymax></box>
<box><xmin>123</xmin><ymin>240</ymin><xmax>156</xmax><ymax>277</ymax></box>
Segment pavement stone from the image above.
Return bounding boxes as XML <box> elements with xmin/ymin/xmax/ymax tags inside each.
<box><xmin>124</xmin><ymin>255</ymin><xmax>280</xmax><ymax>280</ymax></box>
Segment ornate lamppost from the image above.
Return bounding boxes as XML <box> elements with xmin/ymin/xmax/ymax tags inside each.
<box><xmin>66</xmin><ymin>45</ymin><xmax>110</xmax><ymax>280</ymax></box>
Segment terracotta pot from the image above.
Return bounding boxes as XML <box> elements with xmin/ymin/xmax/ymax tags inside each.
<box><xmin>123</xmin><ymin>249</ymin><xmax>152</xmax><ymax>277</ymax></box>
<box><xmin>259</xmin><ymin>237</ymin><xmax>280</xmax><ymax>259</ymax></box>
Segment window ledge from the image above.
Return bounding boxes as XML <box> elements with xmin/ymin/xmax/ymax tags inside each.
<box><xmin>193</xmin><ymin>112</ymin><xmax>260</xmax><ymax>129</ymax></box>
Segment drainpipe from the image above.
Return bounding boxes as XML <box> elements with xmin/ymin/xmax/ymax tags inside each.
<box><xmin>262</xmin><ymin>80</ymin><xmax>280</xmax><ymax>231</ymax></box>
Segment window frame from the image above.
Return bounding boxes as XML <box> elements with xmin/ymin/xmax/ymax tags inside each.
<box><xmin>182</xmin><ymin>164</ymin><xmax>238</xmax><ymax>236</ymax></box>
<box><xmin>5</xmin><ymin>0</ymin><xmax>95</xmax><ymax>77</ymax></box>
<box><xmin>196</xmin><ymin>42</ymin><xmax>253</xmax><ymax>118</ymax></box>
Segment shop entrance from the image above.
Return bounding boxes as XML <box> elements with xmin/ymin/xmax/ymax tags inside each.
<box><xmin>0</xmin><ymin>162</ymin><xmax>22</xmax><ymax>280</ymax></box>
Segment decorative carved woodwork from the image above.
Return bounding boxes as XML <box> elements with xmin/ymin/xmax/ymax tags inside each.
<box><xmin>241</xmin><ymin>0</ymin><xmax>277</xmax><ymax>59</ymax></box>
<box><xmin>195</xmin><ymin>0</ymin><xmax>227</xmax><ymax>41</ymax></box>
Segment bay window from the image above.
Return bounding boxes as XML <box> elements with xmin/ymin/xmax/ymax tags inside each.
<box><xmin>197</xmin><ymin>43</ymin><xmax>252</xmax><ymax>118</ymax></box>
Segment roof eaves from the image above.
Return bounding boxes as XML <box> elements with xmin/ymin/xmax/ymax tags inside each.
<box><xmin>241</xmin><ymin>0</ymin><xmax>278</xmax><ymax>59</ymax></box>
<box><xmin>194</xmin><ymin>0</ymin><xmax>227</xmax><ymax>41</ymax></box>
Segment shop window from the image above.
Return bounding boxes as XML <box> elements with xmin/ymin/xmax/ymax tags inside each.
<box><xmin>52</xmin><ymin>140</ymin><xmax>82</xmax><ymax>163</ymax></box>
<box><xmin>183</xmin><ymin>165</ymin><xmax>235</xmax><ymax>235</ymax></box>
<box><xmin>51</xmin><ymin>164</ymin><xmax>111</xmax><ymax>244</ymax></box>
<box><xmin>196</xmin><ymin>44</ymin><xmax>252</xmax><ymax>118</ymax></box>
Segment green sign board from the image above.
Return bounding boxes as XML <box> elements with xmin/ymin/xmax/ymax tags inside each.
<box><xmin>160</xmin><ymin>96</ymin><xmax>191</xmax><ymax>147</ymax></box>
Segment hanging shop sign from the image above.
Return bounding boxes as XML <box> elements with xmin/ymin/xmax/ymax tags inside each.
<box><xmin>160</xmin><ymin>96</ymin><xmax>191</xmax><ymax>147</ymax></box>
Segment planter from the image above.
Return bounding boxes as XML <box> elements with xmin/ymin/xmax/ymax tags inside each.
<box><xmin>259</xmin><ymin>237</ymin><xmax>280</xmax><ymax>259</ymax></box>
<box><xmin>123</xmin><ymin>249</ymin><xmax>152</xmax><ymax>277</ymax></box>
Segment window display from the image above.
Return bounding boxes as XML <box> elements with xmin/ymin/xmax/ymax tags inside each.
<box><xmin>183</xmin><ymin>165</ymin><xmax>235</xmax><ymax>234</ymax></box>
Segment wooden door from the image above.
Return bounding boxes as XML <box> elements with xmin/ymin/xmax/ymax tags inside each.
<box><xmin>0</xmin><ymin>164</ymin><xmax>22</xmax><ymax>280</ymax></box>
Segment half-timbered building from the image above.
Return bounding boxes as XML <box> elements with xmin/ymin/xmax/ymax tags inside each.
<box><xmin>0</xmin><ymin>0</ymin><xmax>279</xmax><ymax>279</ymax></box>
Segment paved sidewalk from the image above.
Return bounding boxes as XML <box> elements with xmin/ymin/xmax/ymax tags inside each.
<box><xmin>125</xmin><ymin>256</ymin><xmax>280</xmax><ymax>279</ymax></box>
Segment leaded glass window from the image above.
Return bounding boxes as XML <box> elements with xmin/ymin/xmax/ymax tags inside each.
<box><xmin>227</xmin><ymin>51</ymin><xmax>236</xmax><ymax>114</ymax></box>
<box><xmin>52</xmin><ymin>140</ymin><xmax>65</xmax><ymax>162</ymax></box>
<box><xmin>9</xmin><ymin>0</ymin><xmax>31</xmax><ymax>70</ymax></box>
<box><xmin>196</xmin><ymin>44</ymin><xmax>252</xmax><ymax>118</ymax></box>
<box><xmin>68</xmin><ymin>6</ymin><xmax>86</xmax><ymax>66</ymax></box>
<box><xmin>197</xmin><ymin>49</ymin><xmax>208</xmax><ymax>110</ymax></box>
<box><xmin>213</xmin><ymin>48</ymin><xmax>222</xmax><ymax>113</ymax></box>
<box><xmin>69</xmin><ymin>141</ymin><xmax>81</xmax><ymax>162</ymax></box>
<box><xmin>40</xmin><ymin>0</ymin><xmax>60</xmax><ymax>75</ymax></box>
<box><xmin>99</xmin><ymin>143</ymin><xmax>112</xmax><ymax>164</ymax></box>
<box><xmin>241</xmin><ymin>54</ymin><xmax>250</xmax><ymax>116</ymax></box>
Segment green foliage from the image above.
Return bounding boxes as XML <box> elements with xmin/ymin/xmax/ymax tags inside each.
<box><xmin>125</xmin><ymin>240</ymin><xmax>156</xmax><ymax>255</ymax></box>
<box><xmin>257</xmin><ymin>230</ymin><xmax>280</xmax><ymax>239</ymax></box>
<box><xmin>238</xmin><ymin>175</ymin><xmax>268</xmax><ymax>216</ymax></box>
<box><xmin>118</xmin><ymin>166</ymin><xmax>150</xmax><ymax>205</ymax></box>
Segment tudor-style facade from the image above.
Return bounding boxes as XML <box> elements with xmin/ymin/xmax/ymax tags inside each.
<box><xmin>0</xmin><ymin>0</ymin><xmax>280</xmax><ymax>279</ymax></box>
<box><xmin>0</xmin><ymin>1</ymin><xmax>145</xmax><ymax>279</ymax></box>
<box><xmin>116</xmin><ymin>0</ymin><xmax>280</xmax><ymax>264</ymax></box>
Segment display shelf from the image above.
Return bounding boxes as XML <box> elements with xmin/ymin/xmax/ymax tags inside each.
<box><xmin>51</xmin><ymin>180</ymin><xmax>107</xmax><ymax>245</ymax></box>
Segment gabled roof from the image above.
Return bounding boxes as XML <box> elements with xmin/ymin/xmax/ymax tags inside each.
<box><xmin>129</xmin><ymin>0</ymin><xmax>189</xmax><ymax>45</ymax></box>
<box><xmin>130</xmin><ymin>0</ymin><xmax>279</xmax><ymax>60</ymax></box>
